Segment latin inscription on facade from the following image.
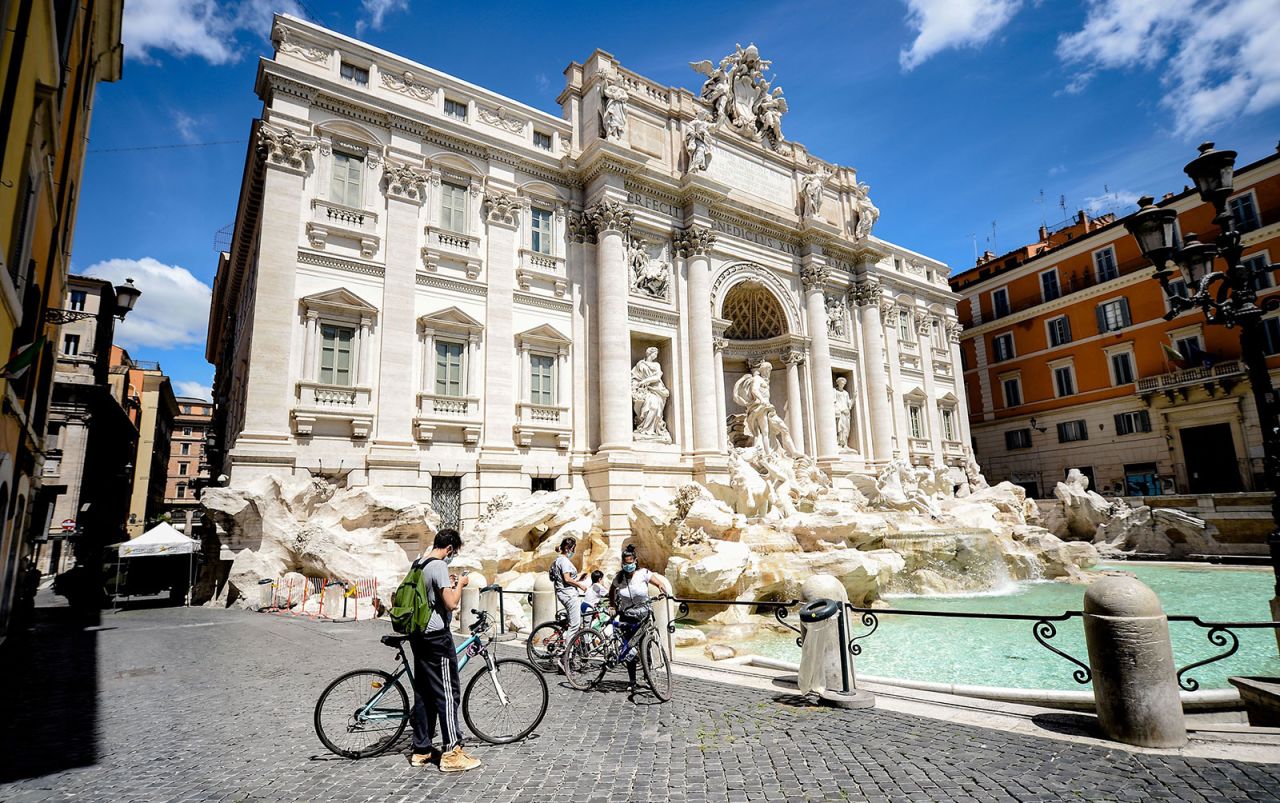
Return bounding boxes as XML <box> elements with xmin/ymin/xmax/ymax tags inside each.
<box><xmin>705</xmin><ymin>144</ymin><xmax>793</xmax><ymax>202</ymax></box>
<box><xmin>712</xmin><ymin>218</ymin><xmax>800</xmax><ymax>256</ymax></box>
<box><xmin>627</xmin><ymin>191</ymin><xmax>683</xmax><ymax>221</ymax></box>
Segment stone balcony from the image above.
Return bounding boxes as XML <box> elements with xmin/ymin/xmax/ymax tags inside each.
<box><xmin>422</xmin><ymin>226</ymin><xmax>482</xmax><ymax>277</ymax></box>
<box><xmin>1135</xmin><ymin>359</ymin><xmax>1245</xmax><ymax>402</ymax></box>
<box><xmin>414</xmin><ymin>392</ymin><xmax>481</xmax><ymax>444</ymax></box>
<box><xmin>516</xmin><ymin>248</ymin><xmax>568</xmax><ymax>296</ymax></box>
<box><xmin>292</xmin><ymin>380</ymin><xmax>373</xmax><ymax>439</ymax></box>
<box><xmin>514</xmin><ymin>402</ymin><xmax>570</xmax><ymax>449</ymax></box>
<box><xmin>306</xmin><ymin>199</ymin><xmax>379</xmax><ymax>257</ymax></box>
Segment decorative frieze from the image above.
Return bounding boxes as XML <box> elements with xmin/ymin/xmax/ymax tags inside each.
<box><xmin>380</xmin><ymin>69</ymin><xmax>434</xmax><ymax>101</ymax></box>
<box><xmin>271</xmin><ymin>23</ymin><xmax>329</xmax><ymax>65</ymax></box>
<box><xmin>479</xmin><ymin>105</ymin><xmax>526</xmax><ymax>134</ymax></box>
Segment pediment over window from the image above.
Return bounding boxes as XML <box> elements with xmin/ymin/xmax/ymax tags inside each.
<box><xmin>902</xmin><ymin>387</ymin><xmax>928</xmax><ymax>402</ymax></box>
<box><xmin>419</xmin><ymin>306</ymin><xmax>483</xmax><ymax>334</ymax></box>
<box><xmin>939</xmin><ymin>391</ymin><xmax>959</xmax><ymax>404</ymax></box>
<box><xmin>300</xmin><ymin>288</ymin><xmax>378</xmax><ymax>318</ymax></box>
<box><xmin>515</xmin><ymin>323</ymin><xmax>570</xmax><ymax>351</ymax></box>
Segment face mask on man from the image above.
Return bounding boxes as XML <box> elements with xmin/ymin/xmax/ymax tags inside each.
<box><xmin>444</xmin><ymin>550</ymin><xmax>456</xmax><ymax>565</ymax></box>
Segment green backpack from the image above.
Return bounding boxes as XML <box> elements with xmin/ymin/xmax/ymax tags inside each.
<box><xmin>390</xmin><ymin>558</ymin><xmax>437</xmax><ymax>634</ymax></box>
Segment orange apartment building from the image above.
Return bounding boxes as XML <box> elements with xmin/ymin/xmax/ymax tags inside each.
<box><xmin>164</xmin><ymin>397</ymin><xmax>212</xmax><ymax>526</ymax></box>
<box><xmin>951</xmin><ymin>144</ymin><xmax>1280</xmax><ymax>501</ymax></box>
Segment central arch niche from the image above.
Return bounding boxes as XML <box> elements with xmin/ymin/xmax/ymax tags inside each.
<box><xmin>721</xmin><ymin>281</ymin><xmax>788</xmax><ymax>341</ymax></box>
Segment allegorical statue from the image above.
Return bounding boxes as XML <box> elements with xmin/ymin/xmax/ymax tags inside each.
<box><xmin>600</xmin><ymin>69</ymin><xmax>629</xmax><ymax>142</ymax></box>
<box><xmin>629</xmin><ymin>237</ymin><xmax>669</xmax><ymax>300</ymax></box>
<box><xmin>732</xmin><ymin>361</ymin><xmax>801</xmax><ymax>458</ymax></box>
<box><xmin>832</xmin><ymin>376</ymin><xmax>853</xmax><ymax>450</ymax></box>
<box><xmin>684</xmin><ymin>112</ymin><xmax>713</xmax><ymax>173</ymax></box>
<box><xmin>853</xmin><ymin>182</ymin><xmax>880</xmax><ymax>239</ymax></box>
<box><xmin>631</xmin><ymin>347</ymin><xmax>671</xmax><ymax>442</ymax></box>
<box><xmin>800</xmin><ymin>166</ymin><xmax>830</xmax><ymax>219</ymax></box>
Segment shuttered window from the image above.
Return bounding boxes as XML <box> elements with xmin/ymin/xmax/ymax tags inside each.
<box><xmin>1114</xmin><ymin>410</ymin><xmax>1152</xmax><ymax>435</ymax></box>
<box><xmin>1096</xmin><ymin>298</ymin><xmax>1130</xmax><ymax>333</ymax></box>
<box><xmin>435</xmin><ymin>341</ymin><xmax>465</xmax><ymax>397</ymax></box>
<box><xmin>319</xmin><ymin>324</ymin><xmax>354</xmax><ymax>386</ymax></box>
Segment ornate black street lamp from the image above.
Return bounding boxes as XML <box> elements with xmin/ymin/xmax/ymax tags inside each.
<box><xmin>44</xmin><ymin>277</ymin><xmax>141</xmax><ymax>324</ymax></box>
<box><xmin>1125</xmin><ymin>142</ymin><xmax>1280</xmax><ymax>619</ymax></box>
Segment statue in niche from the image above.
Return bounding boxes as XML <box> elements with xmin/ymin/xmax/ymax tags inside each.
<box><xmin>853</xmin><ymin>182</ymin><xmax>880</xmax><ymax>240</ymax></box>
<box><xmin>600</xmin><ymin>69</ymin><xmax>629</xmax><ymax>142</ymax></box>
<box><xmin>631</xmin><ymin>347</ymin><xmax>671</xmax><ymax>443</ymax></box>
<box><xmin>832</xmin><ymin>377</ymin><xmax>853</xmax><ymax>450</ymax></box>
<box><xmin>800</xmin><ymin>166</ymin><xmax>830</xmax><ymax>219</ymax></box>
<box><xmin>732</xmin><ymin>361</ymin><xmax>801</xmax><ymax>458</ymax></box>
<box><xmin>825</xmin><ymin>294</ymin><xmax>846</xmax><ymax>337</ymax></box>
<box><xmin>629</xmin><ymin>237</ymin><xmax>669</xmax><ymax>300</ymax></box>
<box><xmin>684</xmin><ymin>112</ymin><xmax>713</xmax><ymax>173</ymax></box>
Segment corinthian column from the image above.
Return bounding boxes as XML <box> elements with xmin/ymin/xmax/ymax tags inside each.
<box><xmin>852</xmin><ymin>278</ymin><xmax>894</xmax><ymax>463</ymax></box>
<box><xmin>589</xmin><ymin>199</ymin><xmax>634</xmax><ymax>451</ymax></box>
<box><xmin>801</xmin><ymin>255</ymin><xmax>838</xmax><ymax>460</ymax></box>
<box><xmin>677</xmin><ymin>225</ymin><xmax>719</xmax><ymax>454</ymax></box>
<box><xmin>783</xmin><ymin>350</ymin><xmax>806</xmax><ymax>455</ymax></box>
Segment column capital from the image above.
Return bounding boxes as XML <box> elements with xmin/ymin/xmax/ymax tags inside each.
<box><xmin>917</xmin><ymin>314</ymin><xmax>936</xmax><ymax>337</ymax></box>
<box><xmin>257</xmin><ymin>123</ymin><xmax>316</xmax><ymax>174</ymax></box>
<box><xmin>800</xmin><ymin>261</ymin><xmax>832</xmax><ymax>293</ymax></box>
<box><xmin>782</xmin><ymin>349</ymin><xmax>806</xmax><ymax>366</ymax></box>
<box><xmin>567</xmin><ymin>209</ymin><xmax>596</xmax><ymax>244</ymax></box>
<box><xmin>587</xmin><ymin>199</ymin><xmax>633</xmax><ymax>235</ymax></box>
<box><xmin>850</xmin><ymin>278</ymin><xmax>883</xmax><ymax>307</ymax></box>
<box><xmin>483</xmin><ymin>191</ymin><xmax>522</xmax><ymax>228</ymax></box>
<box><xmin>383</xmin><ymin>161</ymin><xmax>428</xmax><ymax>204</ymax></box>
<box><xmin>946</xmin><ymin>321</ymin><xmax>964</xmax><ymax>343</ymax></box>
<box><xmin>675</xmin><ymin>224</ymin><xmax>717</xmax><ymax>257</ymax></box>
<box><xmin>712</xmin><ymin>336</ymin><xmax>727</xmax><ymax>353</ymax></box>
<box><xmin>879</xmin><ymin>298</ymin><xmax>899</xmax><ymax>324</ymax></box>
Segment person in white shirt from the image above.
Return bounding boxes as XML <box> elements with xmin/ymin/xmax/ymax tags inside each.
<box><xmin>549</xmin><ymin>537</ymin><xmax>590</xmax><ymax>638</ymax></box>
<box><xmin>607</xmin><ymin>544</ymin><xmax>671</xmax><ymax>694</ymax></box>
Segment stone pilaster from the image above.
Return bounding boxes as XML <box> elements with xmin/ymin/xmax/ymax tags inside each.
<box><xmin>947</xmin><ymin>321</ymin><xmax>973</xmax><ymax>449</ymax></box>
<box><xmin>480</xmin><ymin>190</ymin><xmax>522</xmax><ymax>455</ymax></box>
<box><xmin>589</xmin><ymin>199</ymin><xmax>634</xmax><ymax>451</ymax></box>
<box><xmin>800</xmin><ymin>254</ymin><xmax>838</xmax><ymax>460</ymax></box>
<box><xmin>567</xmin><ymin>209</ymin><xmax>595</xmax><ymax>455</ymax></box>
<box><xmin>676</xmin><ymin>224</ymin><xmax>719</xmax><ymax>455</ymax></box>
<box><xmin>236</xmin><ymin>124</ymin><xmax>314</xmax><ymax>450</ymax></box>
<box><xmin>852</xmin><ymin>278</ymin><xmax>894</xmax><ymax>464</ymax></box>
<box><xmin>917</xmin><ymin>314</ymin><xmax>943</xmax><ymax>462</ymax></box>
<box><xmin>371</xmin><ymin>161</ymin><xmax>427</xmax><ymax>448</ymax></box>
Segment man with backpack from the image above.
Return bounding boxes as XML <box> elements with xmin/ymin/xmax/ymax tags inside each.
<box><xmin>396</xmin><ymin>528</ymin><xmax>480</xmax><ymax>773</ymax></box>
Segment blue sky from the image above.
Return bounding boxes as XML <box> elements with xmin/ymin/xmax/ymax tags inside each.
<box><xmin>72</xmin><ymin>0</ymin><xmax>1280</xmax><ymax>399</ymax></box>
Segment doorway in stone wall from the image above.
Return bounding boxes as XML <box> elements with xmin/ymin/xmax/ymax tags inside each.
<box><xmin>1179</xmin><ymin>424</ymin><xmax>1243</xmax><ymax>493</ymax></box>
<box><xmin>430</xmin><ymin>475</ymin><xmax>461</xmax><ymax>530</ymax></box>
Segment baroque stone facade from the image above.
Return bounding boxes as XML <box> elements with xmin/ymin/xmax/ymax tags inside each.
<box><xmin>208</xmin><ymin>16</ymin><xmax>970</xmax><ymax>536</ymax></box>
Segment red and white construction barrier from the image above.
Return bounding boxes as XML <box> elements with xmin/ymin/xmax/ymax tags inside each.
<box><xmin>261</xmin><ymin>576</ymin><xmax>381</xmax><ymax>621</ymax></box>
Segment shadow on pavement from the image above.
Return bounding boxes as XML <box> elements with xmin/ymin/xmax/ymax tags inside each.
<box><xmin>1030</xmin><ymin>711</ymin><xmax>1102</xmax><ymax>738</ymax></box>
<box><xmin>0</xmin><ymin>598</ymin><xmax>99</xmax><ymax>783</ymax></box>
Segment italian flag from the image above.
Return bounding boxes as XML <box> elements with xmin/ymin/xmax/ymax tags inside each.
<box><xmin>1</xmin><ymin>335</ymin><xmax>46</xmax><ymax>379</ymax></box>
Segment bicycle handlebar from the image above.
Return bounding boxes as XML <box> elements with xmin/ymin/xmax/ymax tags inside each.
<box><xmin>479</xmin><ymin>583</ymin><xmax>500</xmax><ymax>593</ymax></box>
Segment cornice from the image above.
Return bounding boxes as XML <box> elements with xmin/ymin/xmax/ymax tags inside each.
<box><xmin>514</xmin><ymin>290</ymin><xmax>573</xmax><ymax>313</ymax></box>
<box><xmin>416</xmin><ymin>272</ymin><xmax>486</xmax><ymax>296</ymax></box>
<box><xmin>961</xmin><ymin>269</ymin><xmax>1148</xmax><ymax>339</ymax></box>
<box><xmin>297</xmin><ymin>249</ymin><xmax>385</xmax><ymax>278</ymax></box>
<box><xmin>628</xmin><ymin>302</ymin><xmax>680</xmax><ymax>328</ymax></box>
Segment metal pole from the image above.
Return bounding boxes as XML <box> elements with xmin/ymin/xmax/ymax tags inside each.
<box><xmin>836</xmin><ymin>603</ymin><xmax>851</xmax><ymax>694</ymax></box>
<box><xmin>498</xmin><ymin>590</ymin><xmax>506</xmax><ymax>635</ymax></box>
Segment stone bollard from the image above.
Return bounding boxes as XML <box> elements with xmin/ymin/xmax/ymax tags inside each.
<box><xmin>797</xmin><ymin>574</ymin><xmax>873</xmax><ymax>709</ymax></box>
<box><xmin>456</xmin><ymin>572</ymin><xmax>487</xmax><ymax>635</ymax></box>
<box><xmin>532</xmin><ymin>573</ymin><xmax>556</xmax><ymax>627</ymax></box>
<box><xmin>1083</xmin><ymin>575</ymin><xmax>1187</xmax><ymax>747</ymax></box>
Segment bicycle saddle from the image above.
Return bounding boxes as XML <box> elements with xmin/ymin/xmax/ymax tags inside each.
<box><xmin>380</xmin><ymin>634</ymin><xmax>410</xmax><ymax>646</ymax></box>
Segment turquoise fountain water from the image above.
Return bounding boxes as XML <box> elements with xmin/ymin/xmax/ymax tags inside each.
<box><xmin>740</xmin><ymin>563</ymin><xmax>1280</xmax><ymax>691</ymax></box>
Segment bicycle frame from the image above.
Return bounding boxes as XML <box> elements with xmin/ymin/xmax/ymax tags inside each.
<box><xmin>356</xmin><ymin>631</ymin><xmax>499</xmax><ymax>723</ymax></box>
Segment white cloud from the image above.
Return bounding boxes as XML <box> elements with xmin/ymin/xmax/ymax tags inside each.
<box><xmin>1083</xmin><ymin>189</ymin><xmax>1141</xmax><ymax>215</ymax></box>
<box><xmin>173</xmin><ymin>111</ymin><xmax>200</xmax><ymax>144</ymax></box>
<box><xmin>1057</xmin><ymin>0</ymin><xmax>1280</xmax><ymax>136</ymax></box>
<box><xmin>1047</xmin><ymin>164</ymin><xmax>1067</xmax><ymax>177</ymax></box>
<box><xmin>899</xmin><ymin>0</ymin><xmax>1022</xmax><ymax>71</ymax></box>
<box><xmin>123</xmin><ymin>0</ymin><xmax>303</xmax><ymax>65</ymax></box>
<box><xmin>82</xmin><ymin>257</ymin><xmax>212</xmax><ymax>351</ymax></box>
<box><xmin>174</xmin><ymin>380</ymin><xmax>213</xmax><ymax>402</ymax></box>
<box><xmin>356</xmin><ymin>0</ymin><xmax>410</xmax><ymax>35</ymax></box>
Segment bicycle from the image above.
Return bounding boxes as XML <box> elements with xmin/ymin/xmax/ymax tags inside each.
<box><xmin>313</xmin><ymin>609</ymin><xmax>549</xmax><ymax>759</ymax></box>
<box><xmin>561</xmin><ymin>601</ymin><xmax>671</xmax><ymax>701</ymax></box>
<box><xmin>526</xmin><ymin>601</ymin><xmax>611</xmax><ymax>674</ymax></box>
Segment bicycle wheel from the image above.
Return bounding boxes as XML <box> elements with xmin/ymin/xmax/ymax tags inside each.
<box><xmin>526</xmin><ymin>621</ymin><xmax>565</xmax><ymax>674</ymax></box>
<box><xmin>314</xmin><ymin>669</ymin><xmax>408</xmax><ymax>758</ymax></box>
<box><xmin>462</xmin><ymin>657</ymin><xmax>549</xmax><ymax>744</ymax></box>
<box><xmin>563</xmin><ymin>629</ymin><xmax>610</xmax><ymax>691</ymax></box>
<box><xmin>640</xmin><ymin>630</ymin><xmax>672</xmax><ymax>702</ymax></box>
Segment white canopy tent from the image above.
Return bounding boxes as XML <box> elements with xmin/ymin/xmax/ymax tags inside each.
<box><xmin>113</xmin><ymin>522</ymin><xmax>201</xmax><ymax>606</ymax></box>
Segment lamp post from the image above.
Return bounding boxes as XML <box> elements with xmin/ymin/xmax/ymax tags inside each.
<box><xmin>1124</xmin><ymin>142</ymin><xmax>1280</xmax><ymax>636</ymax></box>
<box><xmin>45</xmin><ymin>278</ymin><xmax>141</xmax><ymax>386</ymax></box>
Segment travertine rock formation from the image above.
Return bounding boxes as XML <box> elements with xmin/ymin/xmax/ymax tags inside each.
<box><xmin>203</xmin><ymin>475</ymin><xmax>439</xmax><ymax>613</ymax></box>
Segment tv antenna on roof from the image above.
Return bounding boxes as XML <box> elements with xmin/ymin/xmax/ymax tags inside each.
<box><xmin>1059</xmin><ymin>194</ymin><xmax>1068</xmax><ymax>219</ymax></box>
<box><xmin>1036</xmin><ymin>189</ymin><xmax>1046</xmax><ymax>229</ymax></box>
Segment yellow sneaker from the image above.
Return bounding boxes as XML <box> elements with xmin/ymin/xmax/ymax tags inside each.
<box><xmin>409</xmin><ymin>748</ymin><xmax>440</xmax><ymax>767</ymax></box>
<box><xmin>439</xmin><ymin>746</ymin><xmax>481</xmax><ymax>773</ymax></box>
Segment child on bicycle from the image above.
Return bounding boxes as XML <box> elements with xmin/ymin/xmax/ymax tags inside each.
<box><xmin>608</xmin><ymin>544</ymin><xmax>671</xmax><ymax>695</ymax></box>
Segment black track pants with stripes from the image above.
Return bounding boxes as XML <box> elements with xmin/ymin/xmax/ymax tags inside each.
<box><xmin>409</xmin><ymin>629</ymin><xmax>463</xmax><ymax>751</ymax></box>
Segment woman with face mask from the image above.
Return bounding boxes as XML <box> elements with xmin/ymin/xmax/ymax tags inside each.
<box><xmin>550</xmin><ymin>537</ymin><xmax>590</xmax><ymax>640</ymax></box>
<box><xmin>608</xmin><ymin>544</ymin><xmax>671</xmax><ymax>694</ymax></box>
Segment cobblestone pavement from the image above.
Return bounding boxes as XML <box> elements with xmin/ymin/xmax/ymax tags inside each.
<box><xmin>2</xmin><ymin>602</ymin><xmax>1279</xmax><ymax>803</ymax></box>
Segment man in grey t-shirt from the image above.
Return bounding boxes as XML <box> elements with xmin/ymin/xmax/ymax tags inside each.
<box><xmin>407</xmin><ymin>529</ymin><xmax>480</xmax><ymax>773</ymax></box>
<box><xmin>550</xmin><ymin>536</ymin><xmax>590</xmax><ymax>638</ymax></box>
